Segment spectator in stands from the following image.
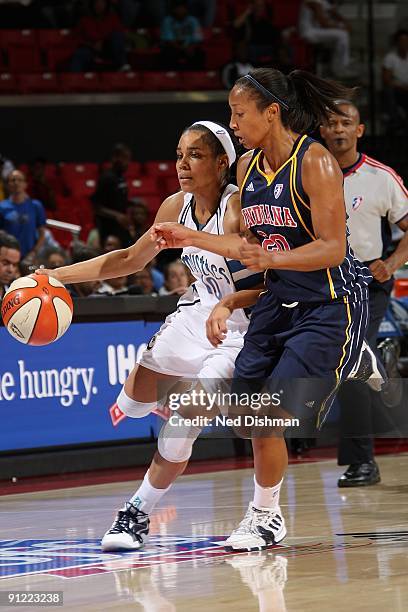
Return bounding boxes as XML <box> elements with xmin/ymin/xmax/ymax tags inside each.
<box><xmin>66</xmin><ymin>244</ymin><xmax>101</xmax><ymax>296</ymax></box>
<box><xmin>0</xmin><ymin>154</ymin><xmax>14</xmax><ymax>182</ymax></box>
<box><xmin>0</xmin><ymin>170</ymin><xmax>46</xmax><ymax>260</ymax></box>
<box><xmin>39</xmin><ymin>246</ymin><xmax>70</xmax><ymax>270</ymax></box>
<box><xmin>102</xmin><ymin>233</ymin><xmax>123</xmax><ymax>253</ymax></box>
<box><xmin>232</xmin><ymin>0</ymin><xmax>291</xmax><ymax>70</ymax></box>
<box><xmin>146</xmin><ymin>258</ymin><xmax>165</xmax><ymax>292</ymax></box>
<box><xmin>0</xmin><ymin>230</ymin><xmax>20</xmax><ymax>300</ymax></box>
<box><xmin>222</xmin><ymin>41</ymin><xmax>254</xmax><ymax>89</ymax></box>
<box><xmin>27</xmin><ymin>158</ymin><xmax>57</xmax><ymax>213</ymax></box>
<box><xmin>159</xmin><ymin>259</ymin><xmax>190</xmax><ymax>295</ymax></box>
<box><xmin>159</xmin><ymin>0</ymin><xmax>205</xmax><ymax>70</ymax></box>
<box><xmin>0</xmin><ymin>154</ymin><xmax>14</xmax><ymax>201</ymax></box>
<box><xmin>126</xmin><ymin>198</ymin><xmax>149</xmax><ymax>243</ymax></box>
<box><xmin>97</xmin><ymin>274</ymin><xmax>130</xmax><ymax>295</ymax></box>
<box><xmin>71</xmin><ymin>0</ymin><xmax>130</xmax><ymax>72</ymax></box>
<box><xmin>298</xmin><ymin>0</ymin><xmax>354</xmax><ymax>78</ymax></box>
<box><xmin>382</xmin><ymin>29</ymin><xmax>408</xmax><ymax>132</ymax></box>
<box><xmin>129</xmin><ymin>268</ymin><xmax>157</xmax><ymax>295</ymax></box>
<box><xmin>91</xmin><ymin>142</ymin><xmax>131</xmax><ymax>245</ymax></box>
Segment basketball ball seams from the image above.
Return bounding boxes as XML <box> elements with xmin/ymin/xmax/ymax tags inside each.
<box><xmin>6</xmin><ymin>297</ymin><xmax>42</xmax><ymax>344</ymax></box>
<box><xmin>52</xmin><ymin>296</ymin><xmax>73</xmax><ymax>340</ymax></box>
<box><xmin>26</xmin><ymin>297</ymin><xmax>46</xmax><ymax>345</ymax></box>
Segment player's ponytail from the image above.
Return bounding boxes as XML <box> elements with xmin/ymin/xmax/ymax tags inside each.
<box><xmin>287</xmin><ymin>70</ymin><xmax>356</xmax><ymax>131</ymax></box>
<box><xmin>235</xmin><ymin>68</ymin><xmax>356</xmax><ymax>133</ymax></box>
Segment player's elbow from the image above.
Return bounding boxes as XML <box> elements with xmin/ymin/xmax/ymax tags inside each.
<box><xmin>329</xmin><ymin>240</ymin><xmax>346</xmax><ymax>267</ymax></box>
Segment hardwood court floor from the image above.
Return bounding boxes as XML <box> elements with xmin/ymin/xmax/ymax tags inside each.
<box><xmin>0</xmin><ymin>454</ymin><xmax>407</xmax><ymax>611</ymax></box>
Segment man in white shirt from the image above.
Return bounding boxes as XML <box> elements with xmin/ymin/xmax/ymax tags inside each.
<box><xmin>382</xmin><ymin>29</ymin><xmax>408</xmax><ymax>130</ymax></box>
<box><xmin>320</xmin><ymin>101</ymin><xmax>408</xmax><ymax>487</ymax></box>
<box><xmin>298</xmin><ymin>0</ymin><xmax>353</xmax><ymax>77</ymax></box>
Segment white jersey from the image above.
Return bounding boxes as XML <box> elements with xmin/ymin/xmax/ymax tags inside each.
<box><xmin>343</xmin><ymin>154</ymin><xmax>408</xmax><ymax>262</ymax></box>
<box><xmin>178</xmin><ymin>183</ymin><xmax>264</xmax><ymax>329</ymax></box>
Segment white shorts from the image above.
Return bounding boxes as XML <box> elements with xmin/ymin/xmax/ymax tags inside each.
<box><xmin>139</xmin><ymin>303</ymin><xmax>247</xmax><ymax>380</ymax></box>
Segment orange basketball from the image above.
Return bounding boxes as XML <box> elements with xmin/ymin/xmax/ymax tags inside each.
<box><xmin>1</xmin><ymin>274</ymin><xmax>73</xmax><ymax>346</ymax></box>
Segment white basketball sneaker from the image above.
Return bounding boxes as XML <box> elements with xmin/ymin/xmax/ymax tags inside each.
<box><xmin>101</xmin><ymin>502</ymin><xmax>150</xmax><ymax>551</ymax></box>
<box><xmin>224</xmin><ymin>503</ymin><xmax>287</xmax><ymax>552</ymax></box>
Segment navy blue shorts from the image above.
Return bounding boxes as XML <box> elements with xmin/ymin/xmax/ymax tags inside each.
<box><xmin>233</xmin><ymin>290</ymin><xmax>369</xmax><ymax>428</ymax></box>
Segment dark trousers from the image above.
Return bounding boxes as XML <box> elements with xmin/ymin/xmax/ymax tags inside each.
<box><xmin>337</xmin><ymin>278</ymin><xmax>393</xmax><ymax>465</ymax></box>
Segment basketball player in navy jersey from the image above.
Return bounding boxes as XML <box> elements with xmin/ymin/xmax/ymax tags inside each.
<box><xmin>153</xmin><ymin>68</ymin><xmax>375</xmax><ymax>551</ymax></box>
<box><xmin>321</xmin><ymin>100</ymin><xmax>408</xmax><ymax>486</ymax></box>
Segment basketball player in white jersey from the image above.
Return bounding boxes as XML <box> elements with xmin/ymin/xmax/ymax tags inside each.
<box><xmin>37</xmin><ymin>121</ymin><xmax>288</xmax><ymax>552</ymax></box>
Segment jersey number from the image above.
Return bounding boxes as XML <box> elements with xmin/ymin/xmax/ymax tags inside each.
<box><xmin>202</xmin><ymin>276</ymin><xmax>222</xmax><ymax>300</ymax></box>
<box><xmin>258</xmin><ymin>232</ymin><xmax>291</xmax><ymax>252</ymax></box>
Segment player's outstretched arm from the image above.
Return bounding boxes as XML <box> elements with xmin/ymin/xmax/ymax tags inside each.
<box><xmin>206</xmin><ymin>287</ymin><xmax>264</xmax><ymax>346</ymax></box>
<box><xmin>151</xmin><ymin>221</ymin><xmax>245</xmax><ymax>259</ymax></box>
<box><xmin>36</xmin><ymin>194</ymin><xmax>183</xmax><ymax>284</ymax></box>
<box><xmin>152</xmin><ymin>154</ymin><xmax>258</xmax><ymax>259</ymax></box>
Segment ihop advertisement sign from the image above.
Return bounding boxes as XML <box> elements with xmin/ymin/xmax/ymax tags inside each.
<box><xmin>0</xmin><ymin>321</ymin><xmax>162</xmax><ymax>451</ymax></box>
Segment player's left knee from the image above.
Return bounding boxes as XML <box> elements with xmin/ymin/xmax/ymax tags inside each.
<box><xmin>117</xmin><ymin>387</ymin><xmax>164</xmax><ymax>418</ymax></box>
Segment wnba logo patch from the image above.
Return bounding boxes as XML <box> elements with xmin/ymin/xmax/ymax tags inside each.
<box><xmin>274</xmin><ymin>184</ymin><xmax>283</xmax><ymax>199</ymax></box>
<box><xmin>352</xmin><ymin>195</ymin><xmax>363</xmax><ymax>210</ymax></box>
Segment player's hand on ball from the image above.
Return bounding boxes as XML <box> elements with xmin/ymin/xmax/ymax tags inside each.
<box><xmin>239</xmin><ymin>238</ymin><xmax>272</xmax><ymax>272</ymax></box>
<box><xmin>206</xmin><ymin>303</ymin><xmax>231</xmax><ymax>347</ymax></box>
<box><xmin>35</xmin><ymin>267</ymin><xmax>63</xmax><ymax>283</ymax></box>
<box><xmin>151</xmin><ymin>223</ymin><xmax>195</xmax><ymax>250</ymax></box>
<box><xmin>35</xmin><ymin>266</ymin><xmax>52</xmax><ymax>276</ymax></box>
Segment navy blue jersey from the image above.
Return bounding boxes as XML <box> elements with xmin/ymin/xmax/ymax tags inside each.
<box><xmin>240</xmin><ymin>135</ymin><xmax>371</xmax><ymax>303</ymax></box>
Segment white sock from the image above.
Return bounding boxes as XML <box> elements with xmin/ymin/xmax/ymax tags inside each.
<box><xmin>127</xmin><ymin>472</ymin><xmax>172</xmax><ymax>514</ymax></box>
<box><xmin>253</xmin><ymin>475</ymin><xmax>283</xmax><ymax>511</ymax></box>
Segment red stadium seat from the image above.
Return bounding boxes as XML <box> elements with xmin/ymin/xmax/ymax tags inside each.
<box><xmin>67</xmin><ymin>177</ymin><xmax>97</xmax><ymax>198</ymax></box>
<box><xmin>0</xmin><ymin>29</ymin><xmax>37</xmax><ymax>48</ymax></box>
<box><xmin>59</xmin><ymin>163</ymin><xmax>98</xmax><ymax>189</ymax></box>
<box><xmin>99</xmin><ymin>71</ymin><xmax>141</xmax><ymax>92</ymax></box>
<box><xmin>162</xmin><ymin>176</ymin><xmax>181</xmax><ymax>198</ymax></box>
<box><xmin>144</xmin><ymin>160</ymin><xmax>176</xmax><ymax>178</ymax></box>
<box><xmin>144</xmin><ymin>195</ymin><xmax>163</xmax><ymax>224</ymax></box>
<box><xmin>37</xmin><ymin>29</ymin><xmax>74</xmax><ymax>48</ymax></box>
<box><xmin>45</xmin><ymin>45</ymin><xmax>76</xmax><ymax>72</ymax></box>
<box><xmin>127</xmin><ymin>176</ymin><xmax>159</xmax><ymax>198</ymax></box>
<box><xmin>140</xmin><ymin>71</ymin><xmax>181</xmax><ymax>91</ymax></box>
<box><xmin>181</xmin><ymin>71</ymin><xmax>223</xmax><ymax>90</ymax></box>
<box><xmin>7</xmin><ymin>45</ymin><xmax>43</xmax><ymax>73</ymax></box>
<box><xmin>204</xmin><ymin>39</ymin><xmax>233</xmax><ymax>69</ymax></box>
<box><xmin>37</xmin><ymin>29</ymin><xmax>76</xmax><ymax>71</ymax></box>
<box><xmin>0</xmin><ymin>73</ymin><xmax>18</xmax><ymax>94</ymax></box>
<box><xmin>123</xmin><ymin>162</ymin><xmax>142</xmax><ymax>180</ymax></box>
<box><xmin>58</xmin><ymin>72</ymin><xmax>101</xmax><ymax>92</ymax></box>
<box><xmin>18</xmin><ymin>164</ymin><xmax>29</xmax><ymax>176</ymax></box>
<box><xmin>273</xmin><ymin>0</ymin><xmax>302</xmax><ymax>28</ymax></box>
<box><xmin>17</xmin><ymin>73</ymin><xmax>58</xmax><ymax>94</ymax></box>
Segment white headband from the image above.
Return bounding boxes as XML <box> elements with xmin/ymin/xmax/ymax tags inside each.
<box><xmin>192</xmin><ymin>120</ymin><xmax>236</xmax><ymax>167</ymax></box>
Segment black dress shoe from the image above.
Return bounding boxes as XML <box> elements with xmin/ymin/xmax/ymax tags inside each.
<box><xmin>337</xmin><ymin>461</ymin><xmax>381</xmax><ymax>488</ymax></box>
